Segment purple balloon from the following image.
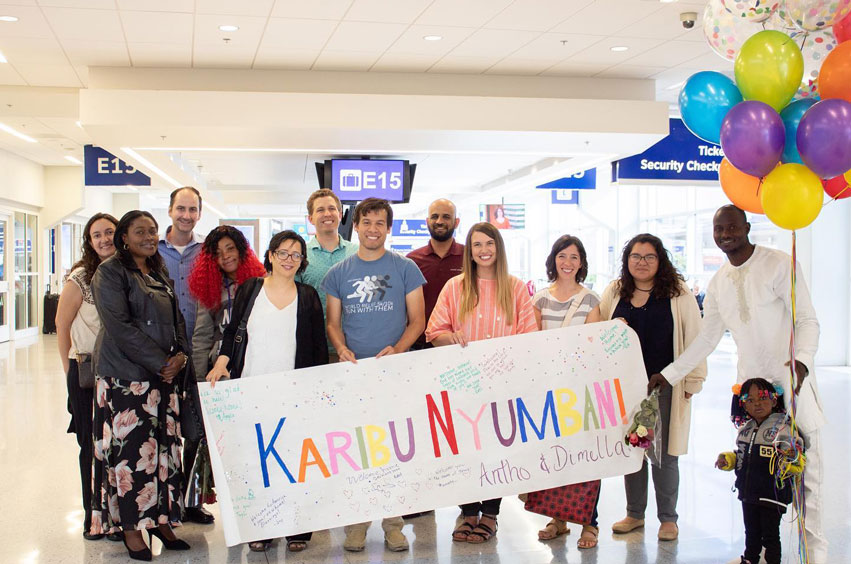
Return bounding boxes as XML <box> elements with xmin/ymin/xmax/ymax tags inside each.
<box><xmin>797</xmin><ymin>99</ymin><xmax>851</xmax><ymax>179</ymax></box>
<box><xmin>720</xmin><ymin>101</ymin><xmax>785</xmax><ymax>178</ymax></box>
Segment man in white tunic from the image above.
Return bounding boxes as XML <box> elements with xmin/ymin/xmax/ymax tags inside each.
<box><xmin>649</xmin><ymin>205</ymin><xmax>826</xmax><ymax>563</ymax></box>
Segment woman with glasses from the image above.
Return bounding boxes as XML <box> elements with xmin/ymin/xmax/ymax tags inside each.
<box><xmin>206</xmin><ymin>230</ymin><xmax>327</xmax><ymax>553</ymax></box>
<box><xmin>589</xmin><ymin>234</ymin><xmax>705</xmax><ymax>542</ymax></box>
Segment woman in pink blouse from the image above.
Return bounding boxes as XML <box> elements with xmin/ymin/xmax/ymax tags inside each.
<box><xmin>426</xmin><ymin>221</ymin><xmax>537</xmax><ymax>544</ymax></box>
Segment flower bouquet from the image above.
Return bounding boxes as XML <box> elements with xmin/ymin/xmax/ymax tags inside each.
<box><xmin>624</xmin><ymin>388</ymin><xmax>662</xmax><ymax>466</ymax></box>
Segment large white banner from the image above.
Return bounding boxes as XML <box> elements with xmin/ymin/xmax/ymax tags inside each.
<box><xmin>199</xmin><ymin>320</ymin><xmax>647</xmax><ymax>546</ymax></box>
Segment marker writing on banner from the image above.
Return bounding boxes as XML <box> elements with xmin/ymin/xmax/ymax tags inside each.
<box><xmin>252</xmin><ymin>378</ymin><xmax>627</xmax><ymax>488</ymax></box>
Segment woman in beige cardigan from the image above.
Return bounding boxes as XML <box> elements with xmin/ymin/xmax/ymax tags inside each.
<box><xmin>590</xmin><ymin>234</ymin><xmax>706</xmax><ymax>542</ymax></box>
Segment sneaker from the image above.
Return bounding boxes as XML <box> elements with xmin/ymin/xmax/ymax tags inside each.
<box><xmin>384</xmin><ymin>529</ymin><xmax>409</xmax><ymax>552</ymax></box>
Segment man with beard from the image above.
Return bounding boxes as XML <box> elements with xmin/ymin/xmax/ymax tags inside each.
<box><xmin>648</xmin><ymin>205</ymin><xmax>826</xmax><ymax>563</ymax></box>
<box><xmin>407</xmin><ymin>199</ymin><xmax>464</xmax><ymax>350</ymax></box>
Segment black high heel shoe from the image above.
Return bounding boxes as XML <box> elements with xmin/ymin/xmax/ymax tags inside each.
<box><xmin>122</xmin><ymin>533</ymin><xmax>152</xmax><ymax>561</ymax></box>
<box><xmin>148</xmin><ymin>526</ymin><xmax>191</xmax><ymax>550</ymax></box>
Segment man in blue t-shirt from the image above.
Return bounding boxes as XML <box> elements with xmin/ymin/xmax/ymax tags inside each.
<box><xmin>322</xmin><ymin>197</ymin><xmax>425</xmax><ymax>552</ymax></box>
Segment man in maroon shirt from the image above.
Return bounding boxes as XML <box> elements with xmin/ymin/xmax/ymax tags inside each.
<box><xmin>407</xmin><ymin>198</ymin><xmax>464</xmax><ymax>350</ymax></box>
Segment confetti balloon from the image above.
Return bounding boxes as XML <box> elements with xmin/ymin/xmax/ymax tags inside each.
<box><xmin>797</xmin><ymin>29</ymin><xmax>836</xmax><ymax>98</ymax></box>
<box><xmin>835</xmin><ymin>10</ymin><xmax>851</xmax><ymax>42</ymax></box>
<box><xmin>722</xmin><ymin>1</ymin><xmax>780</xmax><ymax>22</ymax></box>
<box><xmin>705</xmin><ymin>0</ymin><xmax>764</xmax><ymax>61</ymax></box>
<box><xmin>780</xmin><ymin>0</ymin><xmax>851</xmax><ymax>31</ymax></box>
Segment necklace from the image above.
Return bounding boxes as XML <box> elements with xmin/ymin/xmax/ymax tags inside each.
<box><xmin>635</xmin><ymin>286</ymin><xmax>653</xmax><ymax>292</ymax></box>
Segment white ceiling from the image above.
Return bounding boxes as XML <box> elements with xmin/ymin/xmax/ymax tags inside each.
<box><xmin>0</xmin><ymin>0</ymin><xmax>726</xmax><ymax>216</ymax></box>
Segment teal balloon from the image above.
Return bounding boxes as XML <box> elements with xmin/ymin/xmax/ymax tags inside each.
<box><xmin>679</xmin><ymin>71</ymin><xmax>743</xmax><ymax>145</ymax></box>
<box><xmin>780</xmin><ymin>98</ymin><xmax>818</xmax><ymax>164</ymax></box>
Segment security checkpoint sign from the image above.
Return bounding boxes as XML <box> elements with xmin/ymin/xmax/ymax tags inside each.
<box><xmin>615</xmin><ymin>118</ymin><xmax>724</xmax><ymax>183</ymax></box>
<box><xmin>537</xmin><ymin>168</ymin><xmax>597</xmax><ymax>190</ymax></box>
<box><xmin>199</xmin><ymin>321</ymin><xmax>648</xmax><ymax>546</ymax></box>
<box><xmin>84</xmin><ymin>145</ymin><xmax>151</xmax><ymax>187</ymax></box>
<box><xmin>391</xmin><ymin>219</ymin><xmax>429</xmax><ymax>237</ymax></box>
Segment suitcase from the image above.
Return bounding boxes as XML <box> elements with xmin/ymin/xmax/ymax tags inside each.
<box><xmin>43</xmin><ymin>292</ymin><xmax>59</xmax><ymax>334</ymax></box>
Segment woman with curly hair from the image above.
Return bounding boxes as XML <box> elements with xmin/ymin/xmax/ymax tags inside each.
<box><xmin>183</xmin><ymin>226</ymin><xmax>266</xmax><ymax>519</ymax></box>
<box><xmin>55</xmin><ymin>212</ymin><xmax>118</xmax><ymax>540</ymax></box>
<box><xmin>590</xmin><ymin>233</ymin><xmax>706</xmax><ymax>542</ymax></box>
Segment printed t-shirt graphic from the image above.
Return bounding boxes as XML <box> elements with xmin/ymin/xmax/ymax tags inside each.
<box><xmin>322</xmin><ymin>252</ymin><xmax>425</xmax><ymax>359</ymax></box>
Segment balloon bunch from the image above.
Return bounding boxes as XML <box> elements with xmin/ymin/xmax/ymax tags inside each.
<box><xmin>682</xmin><ymin>7</ymin><xmax>851</xmax><ymax>231</ymax></box>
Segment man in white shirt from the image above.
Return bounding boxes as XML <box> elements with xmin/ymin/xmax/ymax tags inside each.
<box><xmin>649</xmin><ymin>205</ymin><xmax>826</xmax><ymax>563</ymax></box>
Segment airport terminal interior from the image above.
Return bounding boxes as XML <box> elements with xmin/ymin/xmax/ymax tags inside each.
<box><xmin>1</xmin><ymin>1</ymin><xmax>851</xmax><ymax>563</ymax></box>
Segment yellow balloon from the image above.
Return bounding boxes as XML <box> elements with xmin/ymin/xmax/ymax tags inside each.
<box><xmin>735</xmin><ymin>30</ymin><xmax>804</xmax><ymax>112</ymax></box>
<box><xmin>845</xmin><ymin>169</ymin><xmax>851</xmax><ymax>185</ymax></box>
<box><xmin>761</xmin><ymin>164</ymin><xmax>823</xmax><ymax>230</ymax></box>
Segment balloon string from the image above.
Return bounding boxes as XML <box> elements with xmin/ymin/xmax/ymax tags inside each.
<box><xmin>788</xmin><ymin>231</ymin><xmax>809</xmax><ymax>564</ymax></box>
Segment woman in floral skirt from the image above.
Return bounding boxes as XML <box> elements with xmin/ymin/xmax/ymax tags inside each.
<box><xmin>91</xmin><ymin>210</ymin><xmax>191</xmax><ymax>561</ymax></box>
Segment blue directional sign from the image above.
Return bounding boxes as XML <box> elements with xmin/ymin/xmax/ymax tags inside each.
<box><xmin>615</xmin><ymin>118</ymin><xmax>724</xmax><ymax>182</ymax></box>
<box><xmin>84</xmin><ymin>145</ymin><xmax>151</xmax><ymax>186</ymax></box>
<box><xmin>392</xmin><ymin>219</ymin><xmax>429</xmax><ymax>237</ymax></box>
<box><xmin>537</xmin><ymin>168</ymin><xmax>596</xmax><ymax>190</ymax></box>
<box><xmin>551</xmin><ymin>190</ymin><xmax>579</xmax><ymax>205</ymax></box>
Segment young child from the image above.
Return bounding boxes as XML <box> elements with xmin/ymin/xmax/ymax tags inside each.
<box><xmin>715</xmin><ymin>378</ymin><xmax>805</xmax><ymax>564</ymax></box>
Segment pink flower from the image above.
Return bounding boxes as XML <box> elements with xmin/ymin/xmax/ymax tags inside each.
<box><xmin>169</xmin><ymin>393</ymin><xmax>180</xmax><ymax>416</ymax></box>
<box><xmin>129</xmin><ymin>381</ymin><xmax>150</xmax><ymax>396</ymax></box>
<box><xmin>143</xmin><ymin>389</ymin><xmax>161</xmax><ymax>418</ymax></box>
<box><xmin>159</xmin><ymin>452</ymin><xmax>169</xmax><ymax>482</ymax></box>
<box><xmin>137</xmin><ymin>517</ymin><xmax>156</xmax><ymax>531</ymax></box>
<box><xmin>96</xmin><ymin>377</ymin><xmax>109</xmax><ymax>408</ymax></box>
<box><xmin>135</xmin><ymin>482</ymin><xmax>158</xmax><ymax>513</ymax></box>
<box><xmin>136</xmin><ymin>438</ymin><xmax>158</xmax><ymax>475</ymax></box>
<box><xmin>115</xmin><ymin>460</ymin><xmax>134</xmax><ymax>497</ymax></box>
<box><xmin>108</xmin><ymin>494</ymin><xmax>120</xmax><ymax>521</ymax></box>
<box><xmin>171</xmin><ymin>443</ymin><xmax>181</xmax><ymax>468</ymax></box>
<box><xmin>112</xmin><ymin>409</ymin><xmax>140</xmax><ymax>441</ymax></box>
<box><xmin>628</xmin><ymin>433</ymin><xmax>640</xmax><ymax>446</ymax></box>
<box><xmin>166</xmin><ymin>415</ymin><xmax>177</xmax><ymax>437</ymax></box>
<box><xmin>108</xmin><ymin>467</ymin><xmax>117</xmax><ymax>487</ymax></box>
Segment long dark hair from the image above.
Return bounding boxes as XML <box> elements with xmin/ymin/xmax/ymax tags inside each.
<box><xmin>113</xmin><ymin>210</ymin><xmax>164</xmax><ymax>273</ymax></box>
<box><xmin>70</xmin><ymin>213</ymin><xmax>119</xmax><ymax>285</ymax></box>
<box><xmin>264</xmin><ymin>230</ymin><xmax>308</xmax><ymax>275</ymax></box>
<box><xmin>545</xmin><ymin>234</ymin><xmax>588</xmax><ymax>284</ymax></box>
<box><xmin>618</xmin><ymin>233</ymin><xmax>684</xmax><ymax>300</ymax></box>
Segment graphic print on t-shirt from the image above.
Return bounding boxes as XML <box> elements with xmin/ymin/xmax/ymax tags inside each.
<box><xmin>344</xmin><ymin>274</ymin><xmax>394</xmax><ymax>311</ymax></box>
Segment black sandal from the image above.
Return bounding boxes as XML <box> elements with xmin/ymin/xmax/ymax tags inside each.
<box><xmin>248</xmin><ymin>539</ymin><xmax>272</xmax><ymax>552</ymax></box>
<box><xmin>452</xmin><ymin>521</ymin><xmax>476</xmax><ymax>542</ymax></box>
<box><xmin>467</xmin><ymin>515</ymin><xmax>498</xmax><ymax>544</ymax></box>
<box><xmin>287</xmin><ymin>540</ymin><xmax>307</xmax><ymax>552</ymax></box>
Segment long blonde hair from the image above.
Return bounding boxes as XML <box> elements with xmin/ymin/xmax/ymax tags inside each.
<box><xmin>460</xmin><ymin>222</ymin><xmax>515</xmax><ymax>325</ymax></box>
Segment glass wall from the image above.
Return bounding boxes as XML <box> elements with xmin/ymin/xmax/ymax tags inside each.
<box><xmin>14</xmin><ymin>212</ymin><xmax>38</xmax><ymax>331</ymax></box>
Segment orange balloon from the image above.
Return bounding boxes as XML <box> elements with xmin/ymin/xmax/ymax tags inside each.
<box><xmin>720</xmin><ymin>158</ymin><xmax>765</xmax><ymax>214</ymax></box>
<box><xmin>819</xmin><ymin>40</ymin><xmax>851</xmax><ymax>103</ymax></box>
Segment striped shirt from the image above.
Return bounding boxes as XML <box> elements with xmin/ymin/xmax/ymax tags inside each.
<box><xmin>532</xmin><ymin>287</ymin><xmax>600</xmax><ymax>330</ymax></box>
<box><xmin>425</xmin><ymin>275</ymin><xmax>537</xmax><ymax>343</ymax></box>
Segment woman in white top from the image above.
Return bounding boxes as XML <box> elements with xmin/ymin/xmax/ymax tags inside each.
<box><xmin>530</xmin><ymin>234</ymin><xmax>601</xmax><ymax>548</ymax></box>
<box><xmin>54</xmin><ymin>212</ymin><xmax>118</xmax><ymax>540</ymax></box>
<box><xmin>207</xmin><ymin>230</ymin><xmax>327</xmax><ymax>553</ymax></box>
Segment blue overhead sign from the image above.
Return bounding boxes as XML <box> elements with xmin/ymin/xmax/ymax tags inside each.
<box><xmin>84</xmin><ymin>145</ymin><xmax>151</xmax><ymax>187</ymax></box>
<box><xmin>537</xmin><ymin>168</ymin><xmax>596</xmax><ymax>190</ymax></box>
<box><xmin>616</xmin><ymin>118</ymin><xmax>724</xmax><ymax>182</ymax></box>
<box><xmin>551</xmin><ymin>190</ymin><xmax>579</xmax><ymax>205</ymax></box>
<box><xmin>392</xmin><ymin>219</ymin><xmax>429</xmax><ymax>237</ymax></box>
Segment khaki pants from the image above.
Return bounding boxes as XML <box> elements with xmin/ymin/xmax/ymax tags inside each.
<box><xmin>344</xmin><ymin>517</ymin><xmax>404</xmax><ymax>537</ymax></box>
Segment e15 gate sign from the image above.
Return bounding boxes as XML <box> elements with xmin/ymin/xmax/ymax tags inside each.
<box><xmin>84</xmin><ymin>145</ymin><xmax>151</xmax><ymax>187</ymax></box>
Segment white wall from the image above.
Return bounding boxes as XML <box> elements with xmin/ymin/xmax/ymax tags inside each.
<box><xmin>0</xmin><ymin>149</ymin><xmax>44</xmax><ymax>209</ymax></box>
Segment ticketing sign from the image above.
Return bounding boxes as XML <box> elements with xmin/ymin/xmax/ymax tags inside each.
<box><xmin>392</xmin><ymin>219</ymin><xmax>429</xmax><ymax>237</ymax></box>
<box><xmin>615</xmin><ymin>119</ymin><xmax>724</xmax><ymax>182</ymax></box>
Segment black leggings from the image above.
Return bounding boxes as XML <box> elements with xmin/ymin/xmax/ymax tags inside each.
<box><xmin>66</xmin><ymin>359</ymin><xmax>94</xmax><ymax>531</ymax></box>
<box><xmin>742</xmin><ymin>502</ymin><xmax>783</xmax><ymax>564</ymax></box>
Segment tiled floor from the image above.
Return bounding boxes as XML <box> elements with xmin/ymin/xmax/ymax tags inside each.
<box><xmin>1</xmin><ymin>335</ymin><xmax>848</xmax><ymax>563</ymax></box>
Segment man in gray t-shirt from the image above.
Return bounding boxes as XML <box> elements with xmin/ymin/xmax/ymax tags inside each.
<box><xmin>322</xmin><ymin>198</ymin><xmax>425</xmax><ymax>552</ymax></box>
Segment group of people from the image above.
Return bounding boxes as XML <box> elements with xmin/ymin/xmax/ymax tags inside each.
<box><xmin>56</xmin><ymin>185</ymin><xmax>827</xmax><ymax>564</ymax></box>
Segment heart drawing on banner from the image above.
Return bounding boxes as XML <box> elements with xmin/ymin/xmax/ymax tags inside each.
<box><xmin>343</xmin><ymin>489</ymin><xmax>353</xmax><ymax>499</ymax></box>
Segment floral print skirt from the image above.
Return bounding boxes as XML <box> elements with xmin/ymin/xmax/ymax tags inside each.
<box><xmin>90</xmin><ymin>376</ymin><xmax>184</xmax><ymax>533</ymax></box>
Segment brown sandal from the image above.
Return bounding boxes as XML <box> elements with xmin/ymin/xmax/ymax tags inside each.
<box><xmin>467</xmin><ymin>515</ymin><xmax>497</xmax><ymax>544</ymax></box>
<box><xmin>577</xmin><ymin>525</ymin><xmax>598</xmax><ymax>549</ymax></box>
<box><xmin>538</xmin><ymin>519</ymin><xmax>570</xmax><ymax>540</ymax></box>
<box><xmin>452</xmin><ymin>521</ymin><xmax>476</xmax><ymax>542</ymax></box>
<box><xmin>286</xmin><ymin>540</ymin><xmax>307</xmax><ymax>552</ymax></box>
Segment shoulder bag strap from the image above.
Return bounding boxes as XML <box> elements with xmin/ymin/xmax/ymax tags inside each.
<box><xmin>560</xmin><ymin>287</ymin><xmax>590</xmax><ymax>328</ymax></box>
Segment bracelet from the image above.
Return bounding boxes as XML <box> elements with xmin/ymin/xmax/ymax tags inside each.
<box><xmin>180</xmin><ymin>353</ymin><xmax>188</xmax><ymax>369</ymax></box>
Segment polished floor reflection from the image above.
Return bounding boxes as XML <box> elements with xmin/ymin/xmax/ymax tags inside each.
<box><xmin>1</xmin><ymin>335</ymin><xmax>848</xmax><ymax>563</ymax></box>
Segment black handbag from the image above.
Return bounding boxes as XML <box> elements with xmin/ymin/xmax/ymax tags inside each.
<box><xmin>227</xmin><ymin>279</ymin><xmax>263</xmax><ymax>380</ymax></box>
<box><xmin>76</xmin><ymin>353</ymin><xmax>95</xmax><ymax>389</ymax></box>
<box><xmin>179</xmin><ymin>362</ymin><xmax>205</xmax><ymax>443</ymax></box>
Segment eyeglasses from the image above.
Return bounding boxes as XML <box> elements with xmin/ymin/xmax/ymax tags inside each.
<box><xmin>628</xmin><ymin>253</ymin><xmax>658</xmax><ymax>264</ymax></box>
<box><xmin>272</xmin><ymin>250</ymin><xmax>303</xmax><ymax>262</ymax></box>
